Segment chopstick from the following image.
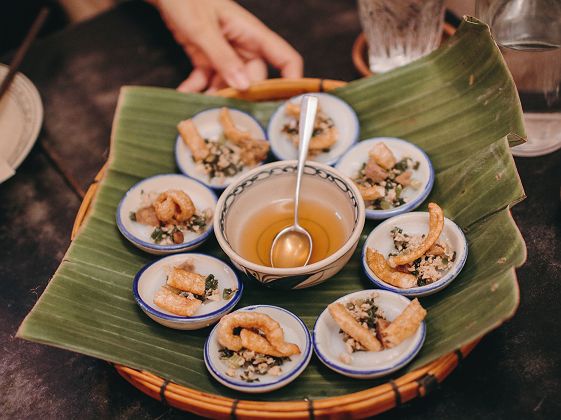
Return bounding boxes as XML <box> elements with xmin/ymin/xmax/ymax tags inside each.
<box><xmin>0</xmin><ymin>7</ymin><xmax>49</xmax><ymax>100</ymax></box>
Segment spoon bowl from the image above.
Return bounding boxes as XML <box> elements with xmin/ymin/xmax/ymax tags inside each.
<box><xmin>270</xmin><ymin>95</ymin><xmax>318</xmax><ymax>268</ymax></box>
<box><xmin>270</xmin><ymin>226</ymin><xmax>312</xmax><ymax>268</ymax></box>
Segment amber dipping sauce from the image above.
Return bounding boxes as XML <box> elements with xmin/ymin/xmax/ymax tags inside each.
<box><xmin>238</xmin><ymin>199</ymin><xmax>347</xmax><ymax>267</ymax></box>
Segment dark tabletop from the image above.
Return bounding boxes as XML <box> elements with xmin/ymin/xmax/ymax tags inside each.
<box><xmin>1</xmin><ymin>1</ymin><xmax>560</xmax><ymax>419</ymax></box>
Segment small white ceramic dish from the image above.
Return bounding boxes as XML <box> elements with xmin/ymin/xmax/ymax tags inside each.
<box><xmin>362</xmin><ymin>211</ymin><xmax>468</xmax><ymax>297</ymax></box>
<box><xmin>204</xmin><ymin>305</ymin><xmax>312</xmax><ymax>393</ymax></box>
<box><xmin>214</xmin><ymin>160</ymin><xmax>365</xmax><ymax>289</ymax></box>
<box><xmin>267</xmin><ymin>93</ymin><xmax>359</xmax><ymax>166</ymax></box>
<box><xmin>133</xmin><ymin>253</ymin><xmax>243</xmax><ymax>330</ymax></box>
<box><xmin>335</xmin><ymin>137</ymin><xmax>434</xmax><ymax>220</ymax></box>
<box><xmin>313</xmin><ymin>289</ymin><xmax>425</xmax><ymax>379</ymax></box>
<box><xmin>175</xmin><ymin>107</ymin><xmax>268</xmax><ymax>190</ymax></box>
<box><xmin>116</xmin><ymin>174</ymin><xmax>217</xmax><ymax>255</ymax></box>
<box><xmin>0</xmin><ymin>63</ymin><xmax>43</xmax><ymax>184</ymax></box>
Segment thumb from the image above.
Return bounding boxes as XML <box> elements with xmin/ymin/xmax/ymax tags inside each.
<box><xmin>193</xmin><ymin>31</ymin><xmax>251</xmax><ymax>91</ymax></box>
<box><xmin>177</xmin><ymin>67</ymin><xmax>212</xmax><ymax>92</ymax></box>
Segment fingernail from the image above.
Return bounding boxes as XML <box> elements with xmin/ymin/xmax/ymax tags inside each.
<box><xmin>227</xmin><ymin>70</ymin><xmax>250</xmax><ymax>91</ymax></box>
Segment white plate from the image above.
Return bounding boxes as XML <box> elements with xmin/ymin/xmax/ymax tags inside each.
<box><xmin>204</xmin><ymin>305</ymin><xmax>312</xmax><ymax>393</ymax></box>
<box><xmin>0</xmin><ymin>63</ymin><xmax>43</xmax><ymax>183</ymax></box>
<box><xmin>175</xmin><ymin>107</ymin><xmax>268</xmax><ymax>190</ymax></box>
<box><xmin>116</xmin><ymin>174</ymin><xmax>217</xmax><ymax>255</ymax></box>
<box><xmin>335</xmin><ymin>137</ymin><xmax>434</xmax><ymax>220</ymax></box>
<box><xmin>133</xmin><ymin>253</ymin><xmax>243</xmax><ymax>330</ymax></box>
<box><xmin>313</xmin><ymin>290</ymin><xmax>425</xmax><ymax>379</ymax></box>
<box><xmin>267</xmin><ymin>93</ymin><xmax>359</xmax><ymax>166</ymax></box>
<box><xmin>362</xmin><ymin>211</ymin><xmax>468</xmax><ymax>297</ymax></box>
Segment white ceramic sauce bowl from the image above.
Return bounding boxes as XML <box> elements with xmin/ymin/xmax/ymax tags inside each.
<box><xmin>213</xmin><ymin>160</ymin><xmax>365</xmax><ymax>289</ymax></box>
<box><xmin>336</xmin><ymin>137</ymin><xmax>434</xmax><ymax>220</ymax></box>
<box><xmin>362</xmin><ymin>211</ymin><xmax>468</xmax><ymax>297</ymax></box>
<box><xmin>204</xmin><ymin>305</ymin><xmax>312</xmax><ymax>393</ymax></box>
<box><xmin>175</xmin><ymin>107</ymin><xmax>268</xmax><ymax>190</ymax></box>
<box><xmin>117</xmin><ymin>174</ymin><xmax>217</xmax><ymax>255</ymax></box>
<box><xmin>133</xmin><ymin>253</ymin><xmax>243</xmax><ymax>330</ymax></box>
<box><xmin>267</xmin><ymin>93</ymin><xmax>359</xmax><ymax>166</ymax></box>
<box><xmin>313</xmin><ymin>289</ymin><xmax>426</xmax><ymax>379</ymax></box>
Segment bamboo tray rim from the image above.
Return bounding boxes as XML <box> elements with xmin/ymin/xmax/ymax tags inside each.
<box><xmin>72</xmin><ymin>77</ymin><xmax>481</xmax><ymax>419</ymax></box>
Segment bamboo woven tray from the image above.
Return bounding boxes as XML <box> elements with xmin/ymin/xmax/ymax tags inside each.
<box><xmin>70</xmin><ymin>78</ymin><xmax>481</xmax><ymax>419</ymax></box>
<box><xmin>20</xmin><ymin>17</ymin><xmax>527</xmax><ymax>420</ymax></box>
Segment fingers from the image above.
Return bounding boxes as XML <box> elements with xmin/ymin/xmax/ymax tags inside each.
<box><xmin>192</xmin><ymin>28</ymin><xmax>251</xmax><ymax>90</ymax></box>
<box><xmin>204</xmin><ymin>57</ymin><xmax>265</xmax><ymax>94</ymax></box>
<box><xmin>244</xmin><ymin>58</ymin><xmax>268</xmax><ymax>83</ymax></box>
<box><xmin>279</xmin><ymin>53</ymin><xmax>304</xmax><ymax>79</ymax></box>
<box><xmin>177</xmin><ymin>44</ymin><xmax>213</xmax><ymax>92</ymax></box>
<box><xmin>156</xmin><ymin>0</ymin><xmax>251</xmax><ymax>91</ymax></box>
<box><xmin>178</xmin><ymin>51</ymin><xmax>264</xmax><ymax>94</ymax></box>
<box><xmin>159</xmin><ymin>0</ymin><xmax>302</xmax><ymax>92</ymax></box>
<box><xmin>259</xmin><ymin>31</ymin><xmax>303</xmax><ymax>78</ymax></box>
<box><xmin>205</xmin><ymin>74</ymin><xmax>228</xmax><ymax>94</ymax></box>
<box><xmin>177</xmin><ymin>67</ymin><xmax>212</xmax><ymax>92</ymax></box>
<box><xmin>219</xmin><ymin>1</ymin><xmax>303</xmax><ymax>79</ymax></box>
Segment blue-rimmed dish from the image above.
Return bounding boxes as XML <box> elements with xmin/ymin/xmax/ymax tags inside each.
<box><xmin>335</xmin><ymin>137</ymin><xmax>434</xmax><ymax>220</ymax></box>
<box><xmin>267</xmin><ymin>92</ymin><xmax>359</xmax><ymax>166</ymax></box>
<box><xmin>175</xmin><ymin>107</ymin><xmax>268</xmax><ymax>190</ymax></box>
<box><xmin>133</xmin><ymin>253</ymin><xmax>243</xmax><ymax>330</ymax></box>
<box><xmin>204</xmin><ymin>305</ymin><xmax>312</xmax><ymax>393</ymax></box>
<box><xmin>313</xmin><ymin>290</ymin><xmax>426</xmax><ymax>379</ymax></box>
<box><xmin>362</xmin><ymin>210</ymin><xmax>468</xmax><ymax>297</ymax></box>
<box><xmin>116</xmin><ymin>174</ymin><xmax>217</xmax><ymax>255</ymax></box>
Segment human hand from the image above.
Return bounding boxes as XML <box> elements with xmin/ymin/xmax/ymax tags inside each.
<box><xmin>150</xmin><ymin>0</ymin><xmax>304</xmax><ymax>92</ymax></box>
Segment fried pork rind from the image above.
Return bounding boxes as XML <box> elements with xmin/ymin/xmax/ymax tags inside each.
<box><xmin>219</xmin><ymin>107</ymin><xmax>252</xmax><ymax>144</ymax></box>
<box><xmin>328</xmin><ymin>302</ymin><xmax>382</xmax><ymax>351</ymax></box>
<box><xmin>219</xmin><ymin>107</ymin><xmax>270</xmax><ymax>166</ymax></box>
<box><xmin>395</xmin><ymin>170</ymin><xmax>412</xmax><ymax>186</ymax></box>
<box><xmin>239</xmin><ymin>138</ymin><xmax>270</xmax><ymax>166</ymax></box>
<box><xmin>167</xmin><ymin>267</ymin><xmax>206</xmax><ymax>296</ymax></box>
<box><xmin>357</xmin><ymin>183</ymin><xmax>385</xmax><ymax>201</ymax></box>
<box><xmin>308</xmin><ymin>127</ymin><xmax>338</xmax><ymax>151</ymax></box>
<box><xmin>153</xmin><ymin>190</ymin><xmax>195</xmax><ymax>223</ymax></box>
<box><xmin>370</xmin><ymin>142</ymin><xmax>396</xmax><ymax>170</ymax></box>
<box><xmin>376</xmin><ymin>318</ymin><xmax>391</xmax><ymax>331</ymax></box>
<box><xmin>284</xmin><ymin>102</ymin><xmax>337</xmax><ymax>151</ymax></box>
<box><xmin>177</xmin><ymin>119</ymin><xmax>210</xmax><ymax>162</ymax></box>
<box><xmin>217</xmin><ymin>312</ymin><xmax>301</xmax><ymax>355</ymax></box>
<box><xmin>153</xmin><ymin>286</ymin><xmax>202</xmax><ymax>316</ymax></box>
<box><xmin>135</xmin><ymin>206</ymin><xmax>159</xmax><ymax>227</ymax></box>
<box><xmin>240</xmin><ymin>328</ymin><xmax>293</xmax><ymax>357</ymax></box>
<box><xmin>427</xmin><ymin>243</ymin><xmax>446</xmax><ymax>256</ymax></box>
<box><xmin>380</xmin><ymin>298</ymin><xmax>426</xmax><ymax>349</ymax></box>
<box><xmin>364</xmin><ymin>159</ymin><xmax>388</xmax><ymax>183</ymax></box>
<box><xmin>388</xmin><ymin>203</ymin><xmax>444</xmax><ymax>268</ymax></box>
<box><xmin>366</xmin><ymin>248</ymin><xmax>417</xmax><ymax>289</ymax></box>
<box><xmin>284</xmin><ymin>102</ymin><xmax>301</xmax><ymax>118</ymax></box>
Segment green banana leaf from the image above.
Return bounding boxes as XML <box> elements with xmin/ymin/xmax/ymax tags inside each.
<box><xmin>18</xmin><ymin>17</ymin><xmax>527</xmax><ymax>401</ymax></box>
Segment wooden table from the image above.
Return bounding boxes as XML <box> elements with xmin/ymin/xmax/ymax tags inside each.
<box><xmin>1</xmin><ymin>1</ymin><xmax>559</xmax><ymax>418</ymax></box>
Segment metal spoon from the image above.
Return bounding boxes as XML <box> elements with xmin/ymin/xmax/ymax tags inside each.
<box><xmin>270</xmin><ymin>95</ymin><xmax>318</xmax><ymax>268</ymax></box>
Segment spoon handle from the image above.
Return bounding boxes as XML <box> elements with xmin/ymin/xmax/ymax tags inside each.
<box><xmin>294</xmin><ymin>95</ymin><xmax>318</xmax><ymax>227</ymax></box>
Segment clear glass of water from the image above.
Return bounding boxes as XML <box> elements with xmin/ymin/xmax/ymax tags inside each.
<box><xmin>476</xmin><ymin>0</ymin><xmax>561</xmax><ymax>157</ymax></box>
<box><xmin>357</xmin><ymin>0</ymin><xmax>445</xmax><ymax>73</ymax></box>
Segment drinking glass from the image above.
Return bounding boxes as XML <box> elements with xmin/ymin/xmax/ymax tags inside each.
<box><xmin>476</xmin><ymin>0</ymin><xmax>561</xmax><ymax>157</ymax></box>
<box><xmin>357</xmin><ymin>0</ymin><xmax>445</xmax><ymax>73</ymax></box>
